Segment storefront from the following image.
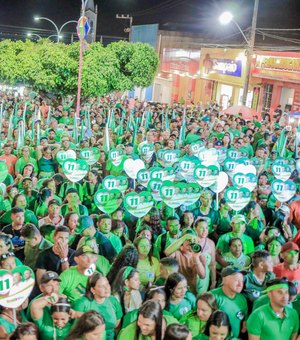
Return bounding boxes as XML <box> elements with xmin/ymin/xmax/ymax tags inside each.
<box><xmin>198</xmin><ymin>48</ymin><xmax>248</xmax><ymax>109</ymax></box>
<box><xmin>251</xmin><ymin>51</ymin><xmax>300</xmax><ymax>115</ymax></box>
<box><xmin>153</xmin><ymin>48</ymin><xmax>201</xmax><ymax>104</ymax></box>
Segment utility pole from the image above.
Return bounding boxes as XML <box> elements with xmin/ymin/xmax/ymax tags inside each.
<box><xmin>116</xmin><ymin>14</ymin><xmax>133</xmax><ymax>41</ymax></box>
<box><xmin>242</xmin><ymin>0</ymin><xmax>259</xmax><ymax>106</ymax></box>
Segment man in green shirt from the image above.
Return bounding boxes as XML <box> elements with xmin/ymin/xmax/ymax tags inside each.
<box><xmin>21</xmin><ymin>223</ymin><xmax>53</xmax><ymax>271</ymax></box>
<box><xmin>247</xmin><ymin>278</ymin><xmax>299</xmax><ymax>340</ymax></box>
<box><xmin>211</xmin><ymin>266</ymin><xmax>248</xmax><ymax>338</ymax></box>
<box><xmin>15</xmin><ymin>146</ymin><xmax>38</xmax><ymax>176</ymax></box>
<box><xmin>243</xmin><ymin>250</ymin><xmax>275</xmax><ymax>306</ymax></box>
<box><xmin>153</xmin><ymin>216</ymin><xmax>182</xmax><ymax>259</ymax></box>
<box><xmin>97</xmin><ymin>214</ymin><xmax>122</xmax><ymax>254</ymax></box>
<box><xmin>59</xmin><ymin>245</ymin><xmax>98</xmax><ymax>303</ymax></box>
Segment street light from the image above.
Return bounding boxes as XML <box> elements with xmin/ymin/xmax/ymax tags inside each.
<box><xmin>34</xmin><ymin>16</ymin><xmax>77</xmax><ymax>42</ymax></box>
<box><xmin>27</xmin><ymin>33</ymin><xmax>42</xmax><ymax>40</ymax></box>
<box><xmin>218</xmin><ymin>0</ymin><xmax>259</xmax><ymax>107</ymax></box>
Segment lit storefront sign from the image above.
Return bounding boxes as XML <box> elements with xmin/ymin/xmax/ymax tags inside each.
<box><xmin>253</xmin><ymin>53</ymin><xmax>300</xmax><ymax>83</ymax></box>
<box><xmin>161</xmin><ymin>48</ymin><xmax>201</xmax><ymax>77</ymax></box>
<box><xmin>203</xmin><ymin>56</ymin><xmax>242</xmax><ymax>77</ymax></box>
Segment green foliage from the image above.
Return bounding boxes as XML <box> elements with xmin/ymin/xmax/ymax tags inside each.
<box><xmin>0</xmin><ymin>39</ymin><xmax>159</xmax><ymax>97</ymax></box>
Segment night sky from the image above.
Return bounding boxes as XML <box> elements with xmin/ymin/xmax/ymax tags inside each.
<box><xmin>0</xmin><ymin>0</ymin><xmax>299</xmax><ymax>44</ymax></box>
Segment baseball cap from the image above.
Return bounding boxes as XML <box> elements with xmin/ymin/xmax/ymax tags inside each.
<box><xmin>48</xmin><ymin>199</ymin><xmax>61</xmax><ymax>207</ymax></box>
<box><xmin>280</xmin><ymin>242</ymin><xmax>299</xmax><ymax>253</ymax></box>
<box><xmin>21</xmin><ymin>177</ymin><xmax>33</xmax><ymax>183</ymax></box>
<box><xmin>221</xmin><ymin>266</ymin><xmax>245</xmax><ymax>278</ymax></box>
<box><xmin>231</xmin><ymin>214</ymin><xmax>246</xmax><ymax>224</ymax></box>
<box><xmin>74</xmin><ymin>216</ymin><xmax>94</xmax><ymax>235</ymax></box>
<box><xmin>125</xmin><ymin>143</ymin><xmax>133</xmax><ymax>147</ymax></box>
<box><xmin>214</xmin><ymin>140</ymin><xmax>223</xmax><ymax>148</ymax></box>
<box><xmin>75</xmin><ymin>245</ymin><xmax>98</xmax><ymax>257</ymax></box>
<box><xmin>40</xmin><ymin>271</ymin><xmax>61</xmax><ymax>284</ymax></box>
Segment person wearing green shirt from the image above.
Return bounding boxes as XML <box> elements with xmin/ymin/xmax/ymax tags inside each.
<box><xmin>60</xmin><ymin>188</ymin><xmax>88</xmax><ymax>217</ymax></box>
<box><xmin>73</xmin><ymin>272</ymin><xmax>122</xmax><ymax>340</ymax></box>
<box><xmin>211</xmin><ymin>267</ymin><xmax>248</xmax><ymax>339</ymax></box>
<box><xmin>97</xmin><ymin>215</ymin><xmax>122</xmax><ymax>254</ymax></box>
<box><xmin>216</xmin><ymin>214</ymin><xmax>254</xmax><ymax>268</ymax></box>
<box><xmin>195</xmin><ymin>191</ymin><xmax>219</xmax><ymax>234</ymax></box>
<box><xmin>118</xmin><ymin>300</ymin><xmax>176</xmax><ymax>340</ymax></box>
<box><xmin>181</xmin><ymin>292</ymin><xmax>217</xmax><ymax>338</ymax></box>
<box><xmin>59</xmin><ymin>245</ymin><xmax>98</xmax><ymax>303</ymax></box>
<box><xmin>193</xmin><ymin>310</ymin><xmax>236</xmax><ymax>340</ymax></box>
<box><xmin>165</xmin><ymin>272</ymin><xmax>196</xmax><ymax>321</ymax></box>
<box><xmin>153</xmin><ymin>217</ymin><xmax>182</xmax><ymax>259</ymax></box>
<box><xmin>31</xmin><ymin>296</ymin><xmax>73</xmax><ymax>340</ymax></box>
<box><xmin>134</xmin><ymin>236</ymin><xmax>160</xmax><ymax>289</ymax></box>
<box><xmin>247</xmin><ymin>278</ymin><xmax>299</xmax><ymax>340</ymax></box>
<box><xmin>243</xmin><ymin>250</ymin><xmax>275</xmax><ymax>305</ymax></box>
<box><xmin>15</xmin><ymin>146</ymin><xmax>38</xmax><ymax>176</ymax></box>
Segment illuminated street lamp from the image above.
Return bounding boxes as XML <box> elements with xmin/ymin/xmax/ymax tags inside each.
<box><xmin>27</xmin><ymin>33</ymin><xmax>42</xmax><ymax>40</ymax></box>
<box><xmin>34</xmin><ymin>16</ymin><xmax>77</xmax><ymax>42</ymax></box>
<box><xmin>27</xmin><ymin>32</ymin><xmax>63</xmax><ymax>41</ymax></box>
<box><xmin>218</xmin><ymin>0</ymin><xmax>259</xmax><ymax>106</ymax></box>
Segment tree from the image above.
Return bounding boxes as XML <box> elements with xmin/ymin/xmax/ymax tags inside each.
<box><xmin>0</xmin><ymin>39</ymin><xmax>159</xmax><ymax>98</ymax></box>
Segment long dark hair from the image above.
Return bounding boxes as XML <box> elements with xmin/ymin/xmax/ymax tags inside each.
<box><xmin>107</xmin><ymin>244</ymin><xmax>138</xmax><ymax>284</ymax></box>
<box><xmin>165</xmin><ymin>272</ymin><xmax>187</xmax><ymax>302</ymax></box>
<box><xmin>66</xmin><ymin>310</ymin><xmax>105</xmax><ymax>340</ymax></box>
<box><xmin>163</xmin><ymin>324</ymin><xmax>190</xmax><ymax>340</ymax></box>
<box><xmin>135</xmin><ymin>300</ymin><xmax>162</xmax><ymax>340</ymax></box>
<box><xmin>111</xmin><ymin>266</ymin><xmax>139</xmax><ymax>314</ymax></box>
<box><xmin>134</xmin><ymin>235</ymin><xmax>153</xmax><ymax>265</ymax></box>
<box><xmin>50</xmin><ymin>297</ymin><xmax>71</xmax><ymax>315</ymax></box>
<box><xmin>85</xmin><ymin>271</ymin><xmax>107</xmax><ymax>301</ymax></box>
<box><xmin>204</xmin><ymin>310</ymin><xmax>231</xmax><ymax>337</ymax></box>
<box><xmin>10</xmin><ymin>322</ymin><xmax>39</xmax><ymax>340</ymax></box>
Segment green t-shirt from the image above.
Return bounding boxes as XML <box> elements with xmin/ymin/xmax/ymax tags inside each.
<box><xmin>216</xmin><ymin>232</ymin><xmax>254</xmax><ymax>255</ymax></box>
<box><xmin>122</xmin><ymin>310</ymin><xmax>176</xmax><ymax>329</ymax></box>
<box><xmin>180</xmin><ymin>311</ymin><xmax>206</xmax><ymax>337</ymax></box>
<box><xmin>34</xmin><ymin>315</ymin><xmax>73</xmax><ymax>340</ymax></box>
<box><xmin>59</xmin><ymin>267</ymin><xmax>88</xmax><ymax>303</ymax></box>
<box><xmin>211</xmin><ymin>287</ymin><xmax>248</xmax><ymax>338</ymax></box>
<box><xmin>73</xmin><ymin>296</ymin><xmax>122</xmax><ymax>340</ymax></box>
<box><xmin>136</xmin><ymin>256</ymin><xmax>160</xmax><ymax>288</ymax></box>
<box><xmin>96</xmin><ymin>255</ymin><xmax>111</xmax><ymax>276</ymax></box>
<box><xmin>165</xmin><ymin>292</ymin><xmax>196</xmax><ymax>321</ymax></box>
<box><xmin>247</xmin><ymin>303</ymin><xmax>299</xmax><ymax>340</ymax></box>
<box><xmin>243</xmin><ymin>270</ymin><xmax>275</xmax><ymax>302</ymax></box>
<box><xmin>106</xmin><ymin>157</ymin><xmax>127</xmax><ymax>177</ymax></box>
<box><xmin>15</xmin><ymin>157</ymin><xmax>39</xmax><ymax>174</ymax></box>
<box><xmin>118</xmin><ymin>315</ymin><xmax>177</xmax><ymax>340</ymax></box>
<box><xmin>153</xmin><ymin>232</ymin><xmax>182</xmax><ymax>259</ymax></box>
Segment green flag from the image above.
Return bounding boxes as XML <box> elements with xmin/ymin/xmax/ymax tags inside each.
<box><xmin>103</xmin><ymin>122</ymin><xmax>110</xmax><ymax>153</ymax></box>
<box><xmin>165</xmin><ymin>110</ymin><xmax>170</xmax><ymax>131</ymax></box>
<box><xmin>178</xmin><ymin>108</ymin><xmax>186</xmax><ymax>146</ymax></box>
<box><xmin>80</xmin><ymin>119</ymin><xmax>85</xmax><ymax>140</ymax></box>
<box><xmin>276</xmin><ymin>128</ymin><xmax>288</xmax><ymax>157</ymax></box>
<box><xmin>73</xmin><ymin>119</ymin><xmax>78</xmax><ymax>145</ymax></box>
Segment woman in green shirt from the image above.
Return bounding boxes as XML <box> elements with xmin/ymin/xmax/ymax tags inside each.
<box><xmin>31</xmin><ymin>296</ymin><xmax>73</xmax><ymax>340</ymax></box>
<box><xmin>34</xmin><ymin>188</ymin><xmax>53</xmax><ymax>218</ymax></box>
<box><xmin>118</xmin><ymin>300</ymin><xmax>165</xmax><ymax>340</ymax></box>
<box><xmin>194</xmin><ymin>310</ymin><xmax>233</xmax><ymax>340</ymax></box>
<box><xmin>66</xmin><ymin>310</ymin><xmax>106</xmax><ymax>340</ymax></box>
<box><xmin>181</xmin><ymin>293</ymin><xmax>217</xmax><ymax>338</ymax></box>
<box><xmin>165</xmin><ymin>273</ymin><xmax>196</xmax><ymax>321</ymax></box>
<box><xmin>134</xmin><ymin>236</ymin><xmax>160</xmax><ymax>290</ymax></box>
<box><xmin>111</xmin><ymin>266</ymin><xmax>143</xmax><ymax>314</ymax></box>
<box><xmin>73</xmin><ymin>272</ymin><xmax>122</xmax><ymax>340</ymax></box>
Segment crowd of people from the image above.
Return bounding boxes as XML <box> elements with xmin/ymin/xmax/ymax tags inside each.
<box><xmin>0</xmin><ymin>92</ymin><xmax>299</xmax><ymax>339</ymax></box>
